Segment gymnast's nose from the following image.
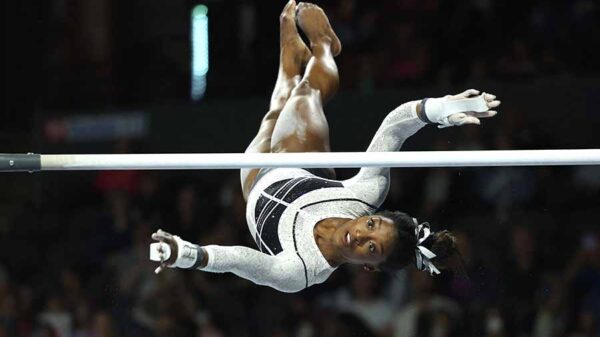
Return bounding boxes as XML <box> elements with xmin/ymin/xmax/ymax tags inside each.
<box><xmin>354</xmin><ymin>230</ymin><xmax>367</xmax><ymax>245</ymax></box>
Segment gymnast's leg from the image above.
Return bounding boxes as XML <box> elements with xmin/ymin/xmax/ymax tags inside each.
<box><xmin>241</xmin><ymin>0</ymin><xmax>312</xmax><ymax>200</ymax></box>
<box><xmin>269</xmin><ymin>3</ymin><xmax>341</xmax><ymax>162</ymax></box>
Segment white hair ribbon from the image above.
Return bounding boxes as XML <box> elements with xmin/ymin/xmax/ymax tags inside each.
<box><xmin>413</xmin><ymin>219</ymin><xmax>441</xmax><ymax>275</ymax></box>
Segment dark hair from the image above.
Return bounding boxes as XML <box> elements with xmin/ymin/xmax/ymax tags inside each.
<box><xmin>376</xmin><ymin>210</ymin><xmax>461</xmax><ymax>274</ymax></box>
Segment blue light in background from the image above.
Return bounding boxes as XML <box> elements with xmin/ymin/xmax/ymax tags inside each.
<box><xmin>191</xmin><ymin>5</ymin><xmax>209</xmax><ymax>101</ymax></box>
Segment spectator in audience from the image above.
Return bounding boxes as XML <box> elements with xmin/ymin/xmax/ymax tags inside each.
<box><xmin>38</xmin><ymin>296</ymin><xmax>72</xmax><ymax>337</ymax></box>
<box><xmin>392</xmin><ymin>270</ymin><xmax>460</xmax><ymax>337</ymax></box>
<box><xmin>320</xmin><ymin>271</ymin><xmax>393</xmax><ymax>335</ymax></box>
<box><xmin>503</xmin><ymin>225</ymin><xmax>542</xmax><ymax>336</ymax></box>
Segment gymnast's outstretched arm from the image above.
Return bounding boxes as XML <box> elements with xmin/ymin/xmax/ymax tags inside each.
<box><xmin>149</xmin><ymin>229</ymin><xmax>306</xmax><ymax>293</ymax></box>
<box><xmin>201</xmin><ymin>245</ymin><xmax>306</xmax><ymax>292</ymax></box>
<box><xmin>343</xmin><ymin>89</ymin><xmax>500</xmax><ymax>207</ymax></box>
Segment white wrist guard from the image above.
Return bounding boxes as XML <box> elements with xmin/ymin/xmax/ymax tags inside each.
<box><xmin>422</xmin><ymin>95</ymin><xmax>488</xmax><ymax>128</ymax></box>
<box><xmin>149</xmin><ymin>236</ymin><xmax>204</xmax><ymax>269</ymax></box>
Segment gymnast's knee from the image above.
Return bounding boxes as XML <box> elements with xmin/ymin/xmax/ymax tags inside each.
<box><xmin>290</xmin><ymin>79</ymin><xmax>320</xmax><ymax>98</ymax></box>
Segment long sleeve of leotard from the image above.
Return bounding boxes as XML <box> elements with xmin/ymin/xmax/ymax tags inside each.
<box><xmin>200</xmin><ymin>245</ymin><xmax>307</xmax><ymax>293</ymax></box>
<box><xmin>344</xmin><ymin>100</ymin><xmax>428</xmax><ymax>207</ymax></box>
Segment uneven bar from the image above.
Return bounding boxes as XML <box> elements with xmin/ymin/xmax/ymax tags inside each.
<box><xmin>32</xmin><ymin>149</ymin><xmax>600</xmax><ymax>171</ymax></box>
<box><xmin>1</xmin><ymin>150</ymin><xmax>599</xmax><ymax>172</ymax></box>
<box><xmin>0</xmin><ymin>153</ymin><xmax>42</xmax><ymax>172</ymax></box>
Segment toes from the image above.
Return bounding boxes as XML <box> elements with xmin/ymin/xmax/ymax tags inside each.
<box><xmin>297</xmin><ymin>2</ymin><xmax>321</xmax><ymax>13</ymax></box>
<box><xmin>281</xmin><ymin>0</ymin><xmax>296</xmax><ymax>21</ymax></box>
<box><xmin>295</xmin><ymin>2</ymin><xmax>305</xmax><ymax>18</ymax></box>
<box><xmin>288</xmin><ymin>0</ymin><xmax>297</xmax><ymax>13</ymax></box>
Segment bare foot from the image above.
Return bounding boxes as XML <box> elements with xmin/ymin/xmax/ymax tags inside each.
<box><xmin>296</xmin><ymin>2</ymin><xmax>342</xmax><ymax>57</ymax></box>
<box><xmin>280</xmin><ymin>0</ymin><xmax>312</xmax><ymax>74</ymax></box>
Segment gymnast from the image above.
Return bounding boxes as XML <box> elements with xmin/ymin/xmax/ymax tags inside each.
<box><xmin>149</xmin><ymin>1</ymin><xmax>501</xmax><ymax>292</ymax></box>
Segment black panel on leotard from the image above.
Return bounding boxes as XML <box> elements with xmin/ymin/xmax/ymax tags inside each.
<box><xmin>254</xmin><ymin>176</ymin><xmax>343</xmax><ymax>255</ymax></box>
<box><xmin>255</xmin><ymin>202</ymin><xmax>287</xmax><ymax>254</ymax></box>
<box><xmin>280</xmin><ymin>178</ymin><xmax>342</xmax><ymax>203</ymax></box>
<box><xmin>254</xmin><ymin>179</ymin><xmax>293</xmax><ymax>220</ymax></box>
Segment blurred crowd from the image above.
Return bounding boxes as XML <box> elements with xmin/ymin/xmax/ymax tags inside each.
<box><xmin>20</xmin><ymin>0</ymin><xmax>597</xmax><ymax>108</ymax></box>
<box><xmin>321</xmin><ymin>0</ymin><xmax>599</xmax><ymax>92</ymax></box>
<box><xmin>1</xmin><ymin>124</ymin><xmax>599</xmax><ymax>337</ymax></box>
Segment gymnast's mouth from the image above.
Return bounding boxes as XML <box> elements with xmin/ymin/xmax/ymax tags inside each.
<box><xmin>345</xmin><ymin>232</ymin><xmax>351</xmax><ymax>247</ymax></box>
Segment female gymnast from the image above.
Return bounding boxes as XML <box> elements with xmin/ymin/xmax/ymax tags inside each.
<box><xmin>149</xmin><ymin>1</ymin><xmax>501</xmax><ymax>292</ymax></box>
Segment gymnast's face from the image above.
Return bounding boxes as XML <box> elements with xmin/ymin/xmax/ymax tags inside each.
<box><xmin>336</xmin><ymin>215</ymin><xmax>397</xmax><ymax>271</ymax></box>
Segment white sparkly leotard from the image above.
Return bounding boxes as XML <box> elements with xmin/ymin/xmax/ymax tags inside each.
<box><xmin>201</xmin><ymin>100</ymin><xmax>427</xmax><ymax>292</ymax></box>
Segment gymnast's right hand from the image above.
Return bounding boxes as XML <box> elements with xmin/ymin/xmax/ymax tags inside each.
<box><xmin>150</xmin><ymin>229</ymin><xmax>205</xmax><ymax>274</ymax></box>
<box><xmin>420</xmin><ymin>89</ymin><xmax>501</xmax><ymax>128</ymax></box>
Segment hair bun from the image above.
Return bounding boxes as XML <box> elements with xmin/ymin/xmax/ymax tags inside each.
<box><xmin>429</xmin><ymin>230</ymin><xmax>461</xmax><ymax>271</ymax></box>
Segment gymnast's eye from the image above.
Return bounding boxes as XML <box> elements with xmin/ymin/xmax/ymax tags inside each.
<box><xmin>367</xmin><ymin>218</ymin><xmax>374</xmax><ymax>229</ymax></box>
<box><xmin>369</xmin><ymin>242</ymin><xmax>376</xmax><ymax>253</ymax></box>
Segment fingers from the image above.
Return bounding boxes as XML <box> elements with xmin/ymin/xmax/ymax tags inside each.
<box><xmin>456</xmin><ymin>90</ymin><xmax>501</xmax><ymax>108</ymax></box>
<box><xmin>151</xmin><ymin>233</ymin><xmax>168</xmax><ymax>242</ymax></box>
<box><xmin>152</xmin><ymin>229</ymin><xmax>172</xmax><ymax>241</ymax></box>
<box><xmin>482</xmin><ymin>92</ymin><xmax>501</xmax><ymax>109</ymax></box>
<box><xmin>480</xmin><ymin>110</ymin><xmax>498</xmax><ymax>118</ymax></box>
<box><xmin>460</xmin><ymin>116</ymin><xmax>481</xmax><ymax>125</ymax></box>
<box><xmin>157</xmin><ymin>244</ymin><xmax>167</xmax><ymax>263</ymax></box>
<box><xmin>487</xmin><ymin>100</ymin><xmax>501</xmax><ymax>108</ymax></box>
<box><xmin>483</xmin><ymin>92</ymin><xmax>496</xmax><ymax>101</ymax></box>
<box><xmin>154</xmin><ymin>261</ymin><xmax>169</xmax><ymax>274</ymax></box>
<box><xmin>448</xmin><ymin>113</ymin><xmax>481</xmax><ymax>126</ymax></box>
<box><xmin>448</xmin><ymin>112</ymin><xmax>481</xmax><ymax>126</ymax></box>
<box><xmin>484</xmin><ymin>92</ymin><xmax>500</xmax><ymax>106</ymax></box>
<box><xmin>460</xmin><ymin>89</ymin><xmax>480</xmax><ymax>98</ymax></box>
<box><xmin>466</xmin><ymin>110</ymin><xmax>498</xmax><ymax>119</ymax></box>
<box><xmin>151</xmin><ymin>229</ymin><xmax>177</xmax><ymax>274</ymax></box>
<box><xmin>153</xmin><ymin>242</ymin><xmax>169</xmax><ymax>274</ymax></box>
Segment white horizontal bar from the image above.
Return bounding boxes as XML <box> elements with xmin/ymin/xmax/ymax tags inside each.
<box><xmin>39</xmin><ymin>150</ymin><xmax>600</xmax><ymax>170</ymax></box>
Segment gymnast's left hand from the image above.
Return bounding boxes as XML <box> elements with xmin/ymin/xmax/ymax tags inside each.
<box><xmin>422</xmin><ymin>89</ymin><xmax>501</xmax><ymax>128</ymax></box>
<box><xmin>445</xmin><ymin>89</ymin><xmax>501</xmax><ymax>127</ymax></box>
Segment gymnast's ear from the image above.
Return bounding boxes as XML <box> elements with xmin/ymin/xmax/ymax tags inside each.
<box><xmin>363</xmin><ymin>264</ymin><xmax>379</xmax><ymax>272</ymax></box>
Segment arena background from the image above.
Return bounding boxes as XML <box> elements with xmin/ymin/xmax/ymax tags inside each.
<box><xmin>2</xmin><ymin>1</ymin><xmax>600</xmax><ymax>337</ymax></box>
